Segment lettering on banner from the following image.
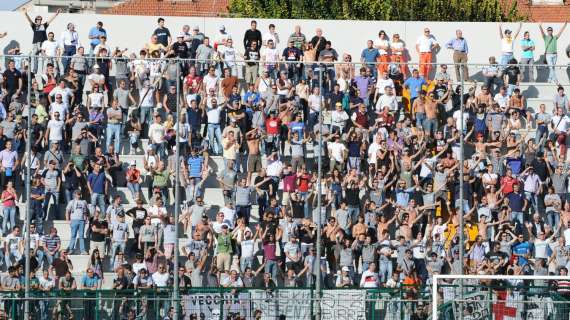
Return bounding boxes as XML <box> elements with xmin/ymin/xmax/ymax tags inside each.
<box><xmin>320</xmin><ymin>290</ymin><xmax>367</xmax><ymax>320</ymax></box>
<box><xmin>251</xmin><ymin>289</ymin><xmax>312</xmax><ymax>320</ymax></box>
<box><xmin>453</xmin><ymin>292</ymin><xmax>489</xmax><ymax>320</ymax></box>
<box><xmin>183</xmin><ymin>292</ymin><xmax>251</xmax><ymax>320</ymax></box>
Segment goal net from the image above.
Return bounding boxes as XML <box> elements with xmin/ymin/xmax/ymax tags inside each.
<box><xmin>431</xmin><ymin>274</ymin><xmax>570</xmax><ymax>320</ymax></box>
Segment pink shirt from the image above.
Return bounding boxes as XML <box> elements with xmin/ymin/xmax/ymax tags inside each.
<box><xmin>282</xmin><ymin>174</ymin><xmax>297</xmax><ymax>192</ymax></box>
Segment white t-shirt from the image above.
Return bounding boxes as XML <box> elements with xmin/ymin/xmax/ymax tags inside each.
<box><xmin>49</xmin><ymin>102</ymin><xmax>67</xmax><ymax>119</ymax></box>
<box><xmin>41</xmin><ymin>40</ymin><xmax>59</xmax><ymax>57</ymax></box>
<box><xmin>241</xmin><ymin>239</ymin><xmax>255</xmax><ymax>258</ymax></box>
<box><xmin>139</xmin><ymin>88</ymin><xmax>155</xmax><ymax>107</ymax></box>
<box><xmin>148</xmin><ymin>123</ymin><xmax>165</xmax><ymax>144</ymax></box>
<box><xmin>5</xmin><ymin>234</ymin><xmax>21</xmax><ymax>251</ymax></box>
<box><xmin>328</xmin><ymin>141</ymin><xmax>347</xmax><ymax>162</ymax></box>
<box><xmin>266</xmin><ymin>159</ymin><xmax>283</xmax><ymax>177</ymax></box>
<box><xmin>47</xmin><ymin>119</ymin><xmax>64</xmax><ymax>141</ymax></box>
<box><xmin>494</xmin><ymin>93</ymin><xmax>509</xmax><ymax>109</ymax></box>
<box><xmin>416</xmin><ymin>35</ymin><xmax>438</xmax><ymax>53</ymax></box>
<box><xmin>151</xmin><ymin>272</ymin><xmax>169</xmax><ymax>287</ymax></box>
<box><xmin>534</xmin><ymin>238</ymin><xmax>551</xmax><ymax>259</ymax></box>
<box><xmin>453</xmin><ymin>110</ymin><xmax>470</xmax><ymax>131</ymax></box>
<box><xmin>376</xmin><ymin>78</ymin><xmax>394</xmax><ymax>94</ymax></box>
<box><xmin>367</xmin><ymin>142</ymin><xmax>381</xmax><ymax>164</ymax></box>
<box><xmin>308</xmin><ymin>94</ymin><xmax>322</xmax><ymax>113</ymax></box>
<box><xmin>220</xmin><ymin>206</ymin><xmax>236</xmax><ymax>228</ymax></box>
<box><xmin>207</xmin><ymin>107</ymin><xmax>221</xmax><ymax>124</ymax></box>
<box><xmin>263</xmin><ymin>47</ymin><xmax>280</xmax><ymax>65</ymax></box>
<box><xmin>375</xmin><ymin>38</ymin><xmax>390</xmax><ymax>55</ymax></box>
<box><xmin>376</xmin><ymin>94</ymin><xmax>398</xmax><ymax>112</ymax></box>
<box><xmin>552</xmin><ymin>115</ymin><xmax>570</xmax><ymax>132</ymax></box>
<box><xmin>49</xmin><ymin>87</ymin><xmax>73</xmax><ymax>107</ymax></box>
<box><xmin>203</xmin><ymin>74</ymin><xmax>219</xmax><ymax>93</ymax></box>
<box><xmin>88</xmin><ymin>92</ymin><xmax>104</xmax><ymax>108</ymax></box>
<box><xmin>84</xmin><ymin>73</ymin><xmax>105</xmax><ymax>93</ymax></box>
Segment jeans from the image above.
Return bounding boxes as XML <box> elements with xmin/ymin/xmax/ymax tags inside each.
<box><xmin>379</xmin><ymin>259</ymin><xmax>393</xmax><ymax>283</ymax></box>
<box><xmin>106</xmin><ymin>123</ymin><xmax>122</xmax><ymax>153</ymax></box>
<box><xmin>512</xmin><ymin>211</ymin><xmax>524</xmax><ymax>225</ymax></box>
<box><xmin>2</xmin><ymin>206</ymin><xmax>16</xmax><ymax>235</ymax></box>
<box><xmin>265</xmin><ymin>260</ymin><xmax>278</xmax><ymax>280</ymax></box>
<box><xmin>152</xmin><ymin>141</ymin><xmax>167</xmax><ymax>160</ymax></box>
<box><xmin>524</xmin><ymin>191</ymin><xmax>538</xmax><ymax>214</ymax></box>
<box><xmin>240</xmin><ymin>256</ymin><xmax>254</xmax><ymax>273</ymax></box>
<box><xmin>520</xmin><ymin>57</ymin><xmax>534</xmax><ymax>81</ymax></box>
<box><xmin>62</xmin><ymin>45</ymin><xmax>76</xmax><ymax>73</ymax></box>
<box><xmin>110</xmin><ymin>241</ymin><xmax>126</xmax><ymax>267</ymax></box>
<box><xmin>91</xmin><ymin>193</ymin><xmax>106</xmax><ymax>217</ymax></box>
<box><xmin>500</xmin><ymin>53</ymin><xmax>513</xmax><ymax>71</ymax></box>
<box><xmin>415</xmin><ymin>112</ymin><xmax>426</xmax><ymax>128</ymax></box>
<box><xmin>236</xmin><ymin>205</ymin><xmax>252</xmax><ymax>225</ymax></box>
<box><xmin>423</xmin><ymin>118</ymin><xmax>438</xmax><ymax>137</ymax></box>
<box><xmin>43</xmin><ymin>189</ymin><xmax>60</xmax><ymax>220</ymax></box>
<box><xmin>68</xmin><ymin>219</ymin><xmax>86</xmax><ymax>253</ymax></box>
<box><xmin>5</xmin><ymin>248</ymin><xmax>22</xmax><ymax>268</ymax></box>
<box><xmin>140</xmin><ymin>106</ymin><xmax>153</xmax><ymax>128</ymax></box>
<box><xmin>535</xmin><ymin>125</ymin><xmax>548</xmax><ymax>149</ymax></box>
<box><xmin>207</xmin><ymin>123</ymin><xmax>223</xmax><ymax>155</ymax></box>
<box><xmin>127</xmin><ymin>182</ymin><xmax>141</xmax><ymax>200</ymax></box>
<box><xmin>547</xmin><ymin>211</ymin><xmax>561</xmax><ymax>231</ymax></box>
<box><xmin>348</xmin><ymin>206</ymin><xmax>360</xmax><ymax>224</ymax></box>
<box><xmin>546</xmin><ymin>53</ymin><xmax>558</xmax><ymax>82</ymax></box>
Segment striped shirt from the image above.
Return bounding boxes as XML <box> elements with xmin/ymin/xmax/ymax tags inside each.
<box><xmin>41</xmin><ymin>234</ymin><xmax>61</xmax><ymax>252</ymax></box>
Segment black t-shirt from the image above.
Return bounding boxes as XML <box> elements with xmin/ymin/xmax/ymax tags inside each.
<box><xmin>243</xmin><ymin>29</ymin><xmax>262</xmax><ymax>49</ymax></box>
<box><xmin>310</xmin><ymin>36</ymin><xmax>327</xmax><ymax>55</ymax></box>
<box><xmin>3</xmin><ymin>68</ymin><xmax>22</xmax><ymax>92</ymax></box>
<box><xmin>254</xmin><ymin>176</ymin><xmax>271</xmax><ymax>191</ymax></box>
<box><xmin>282</xmin><ymin>47</ymin><xmax>302</xmax><ymax>62</ymax></box>
<box><xmin>291</xmin><ymin>198</ymin><xmax>305</xmax><ymax>219</ymax></box>
<box><xmin>31</xmin><ymin>22</ymin><xmax>49</xmax><ymax>44</ymax></box>
<box><xmin>64</xmin><ymin>169</ymin><xmax>80</xmax><ymax>191</ymax></box>
<box><xmin>90</xmin><ymin>219</ymin><xmax>108</xmax><ymax>242</ymax></box>
<box><xmin>244</xmin><ymin>48</ymin><xmax>260</xmax><ymax>66</ymax></box>
<box><xmin>172</xmin><ymin>42</ymin><xmax>188</xmax><ymax>59</ymax></box>
<box><xmin>52</xmin><ymin>258</ymin><xmax>72</xmax><ymax>277</ymax></box>
<box><xmin>505</xmin><ymin>66</ymin><xmax>520</xmax><ymax>85</ymax></box>
<box><xmin>433</xmin><ymin>84</ymin><xmax>448</xmax><ymax>101</ymax></box>
<box><xmin>153</xmin><ymin>27</ymin><xmax>171</xmax><ymax>47</ymax></box>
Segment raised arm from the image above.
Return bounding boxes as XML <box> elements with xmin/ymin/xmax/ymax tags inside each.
<box><xmin>47</xmin><ymin>9</ymin><xmax>61</xmax><ymax>25</ymax></box>
<box><xmin>557</xmin><ymin>22</ymin><xmax>568</xmax><ymax>38</ymax></box>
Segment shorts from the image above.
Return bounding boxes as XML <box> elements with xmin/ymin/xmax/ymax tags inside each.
<box><xmin>247</xmin><ymin>154</ymin><xmax>262</xmax><ymax>173</ymax></box>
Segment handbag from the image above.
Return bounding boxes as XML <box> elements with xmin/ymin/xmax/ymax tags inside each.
<box><xmin>548</xmin><ymin>116</ymin><xmax>564</xmax><ymax>141</ymax></box>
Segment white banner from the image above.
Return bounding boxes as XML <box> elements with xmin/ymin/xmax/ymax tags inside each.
<box><xmin>251</xmin><ymin>289</ymin><xmax>312</xmax><ymax>320</ymax></box>
<box><xmin>183</xmin><ymin>292</ymin><xmax>251</xmax><ymax>320</ymax></box>
<box><xmin>320</xmin><ymin>290</ymin><xmax>367</xmax><ymax>320</ymax></box>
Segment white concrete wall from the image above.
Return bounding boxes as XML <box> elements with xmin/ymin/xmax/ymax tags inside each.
<box><xmin>1</xmin><ymin>11</ymin><xmax>569</xmax><ymax>67</ymax></box>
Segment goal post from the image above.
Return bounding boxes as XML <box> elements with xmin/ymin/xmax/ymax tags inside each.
<box><xmin>432</xmin><ymin>274</ymin><xmax>570</xmax><ymax>320</ymax></box>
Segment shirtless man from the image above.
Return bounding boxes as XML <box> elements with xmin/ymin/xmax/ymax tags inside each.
<box><xmin>246</xmin><ymin>128</ymin><xmax>262</xmax><ymax>184</ymax></box>
<box><xmin>424</xmin><ymin>92</ymin><xmax>438</xmax><ymax>137</ymax></box>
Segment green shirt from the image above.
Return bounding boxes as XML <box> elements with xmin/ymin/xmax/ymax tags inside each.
<box><xmin>69</xmin><ymin>154</ymin><xmax>86</xmax><ymax>171</ymax></box>
<box><xmin>217</xmin><ymin>233</ymin><xmax>233</xmax><ymax>254</ymax></box>
<box><xmin>544</xmin><ymin>35</ymin><xmax>558</xmax><ymax>54</ymax></box>
<box><xmin>152</xmin><ymin>170</ymin><xmax>170</xmax><ymax>187</ymax></box>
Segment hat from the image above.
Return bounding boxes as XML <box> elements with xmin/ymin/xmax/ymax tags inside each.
<box><xmin>219</xmin><ymin>25</ymin><xmax>226</xmax><ymax>31</ymax></box>
<box><xmin>547</xmin><ymin>26</ymin><xmax>554</xmax><ymax>31</ymax></box>
<box><xmin>177</xmin><ymin>32</ymin><xmax>185</xmax><ymax>38</ymax></box>
<box><xmin>130</xmin><ymin>160</ymin><xmax>136</xmax><ymax>166</ymax></box>
<box><xmin>221</xmin><ymin>223</ymin><xmax>229</xmax><ymax>229</ymax></box>
<box><xmin>147</xmin><ymin>145</ymin><xmax>154</xmax><ymax>152</ymax></box>
<box><xmin>230</xmin><ymin>118</ymin><xmax>237</xmax><ymax>123</ymax></box>
<box><xmin>193</xmin><ymin>25</ymin><xmax>200</xmax><ymax>31</ymax></box>
<box><xmin>335</xmin><ymin>102</ymin><xmax>342</xmax><ymax>107</ymax></box>
<box><xmin>342</xmin><ymin>266</ymin><xmax>350</xmax><ymax>272</ymax></box>
<box><xmin>117</xmin><ymin>212</ymin><xmax>125</xmax><ymax>217</ymax></box>
<box><xmin>202</xmin><ymin>214</ymin><xmax>208</xmax><ymax>219</ymax></box>
<box><xmin>92</xmin><ymin>64</ymin><xmax>100</xmax><ymax>69</ymax></box>
<box><xmin>504</xmin><ymin>29</ymin><xmax>512</xmax><ymax>34</ymax></box>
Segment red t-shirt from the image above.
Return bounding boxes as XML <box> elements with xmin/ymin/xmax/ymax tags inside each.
<box><xmin>265</xmin><ymin>117</ymin><xmax>281</xmax><ymax>135</ymax></box>
<box><xmin>297</xmin><ymin>174</ymin><xmax>311</xmax><ymax>192</ymax></box>
<box><xmin>501</xmin><ymin>176</ymin><xmax>517</xmax><ymax>194</ymax></box>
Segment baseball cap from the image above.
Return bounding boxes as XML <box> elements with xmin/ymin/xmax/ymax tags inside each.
<box><xmin>92</xmin><ymin>64</ymin><xmax>100</xmax><ymax>69</ymax></box>
<box><xmin>177</xmin><ymin>32</ymin><xmax>185</xmax><ymax>38</ymax></box>
<box><xmin>219</xmin><ymin>25</ymin><xmax>226</xmax><ymax>31</ymax></box>
<box><xmin>130</xmin><ymin>160</ymin><xmax>136</xmax><ymax>166</ymax></box>
<box><xmin>342</xmin><ymin>266</ymin><xmax>350</xmax><ymax>272</ymax></box>
<box><xmin>193</xmin><ymin>25</ymin><xmax>200</xmax><ymax>31</ymax></box>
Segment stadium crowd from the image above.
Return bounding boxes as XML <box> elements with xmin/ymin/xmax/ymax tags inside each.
<box><xmin>0</xmin><ymin>9</ymin><xmax>570</xmax><ymax>318</ymax></box>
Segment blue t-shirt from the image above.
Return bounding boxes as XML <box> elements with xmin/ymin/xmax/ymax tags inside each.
<box><xmin>187</xmin><ymin>156</ymin><xmax>204</xmax><ymax>178</ymax></box>
<box><xmin>354</xmin><ymin>76</ymin><xmax>372</xmax><ymax>99</ymax></box>
<box><xmin>88</xmin><ymin>27</ymin><xmax>107</xmax><ymax>47</ymax></box>
<box><xmin>520</xmin><ymin>39</ymin><xmax>535</xmax><ymax>59</ymax></box>
<box><xmin>506</xmin><ymin>157</ymin><xmax>523</xmax><ymax>175</ymax></box>
<box><xmin>361</xmin><ymin>48</ymin><xmax>380</xmax><ymax>65</ymax></box>
<box><xmin>512</xmin><ymin>241</ymin><xmax>531</xmax><ymax>266</ymax></box>
<box><xmin>288</xmin><ymin>121</ymin><xmax>305</xmax><ymax>137</ymax></box>
<box><xmin>81</xmin><ymin>274</ymin><xmax>100</xmax><ymax>288</ymax></box>
<box><xmin>507</xmin><ymin>192</ymin><xmax>525</xmax><ymax>212</ymax></box>
<box><xmin>87</xmin><ymin>172</ymin><xmax>106</xmax><ymax>194</ymax></box>
<box><xmin>404</xmin><ymin>77</ymin><xmax>427</xmax><ymax>99</ymax></box>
